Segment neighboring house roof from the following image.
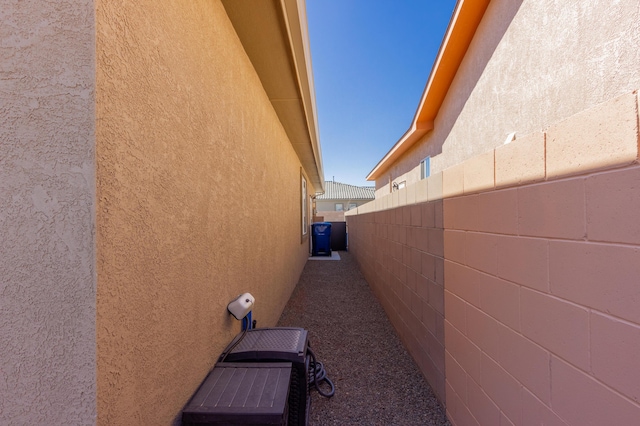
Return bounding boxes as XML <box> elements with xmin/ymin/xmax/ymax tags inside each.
<box><xmin>316</xmin><ymin>181</ymin><xmax>375</xmax><ymax>201</ymax></box>
<box><xmin>366</xmin><ymin>0</ymin><xmax>491</xmax><ymax>181</ymax></box>
<box><xmin>222</xmin><ymin>0</ymin><xmax>324</xmax><ymax>192</ymax></box>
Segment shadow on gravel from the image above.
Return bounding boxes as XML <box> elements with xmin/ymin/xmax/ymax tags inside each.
<box><xmin>277</xmin><ymin>251</ymin><xmax>450</xmax><ymax>426</ymax></box>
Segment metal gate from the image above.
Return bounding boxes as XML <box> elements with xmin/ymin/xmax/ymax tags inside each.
<box><xmin>329</xmin><ymin>221</ymin><xmax>347</xmax><ymax>251</ymax></box>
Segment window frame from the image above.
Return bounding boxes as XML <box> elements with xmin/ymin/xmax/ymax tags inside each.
<box><xmin>420</xmin><ymin>156</ymin><xmax>431</xmax><ymax>179</ymax></box>
<box><xmin>301</xmin><ymin>171</ymin><xmax>308</xmax><ymax>240</ymax></box>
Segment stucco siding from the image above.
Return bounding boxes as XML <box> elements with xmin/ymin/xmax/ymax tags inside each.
<box><xmin>0</xmin><ymin>0</ymin><xmax>97</xmax><ymax>424</ymax></box>
<box><xmin>95</xmin><ymin>1</ymin><xmax>310</xmax><ymax>423</ymax></box>
<box><xmin>352</xmin><ymin>1</ymin><xmax>640</xmax><ymax>423</ymax></box>
<box><xmin>383</xmin><ymin>0</ymin><xmax>640</xmax><ymax>188</ymax></box>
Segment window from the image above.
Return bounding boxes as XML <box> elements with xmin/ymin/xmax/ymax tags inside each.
<box><xmin>335</xmin><ymin>203</ymin><xmax>344</xmax><ymax>211</ymax></box>
<box><xmin>301</xmin><ymin>172</ymin><xmax>308</xmax><ymax>238</ymax></box>
<box><xmin>420</xmin><ymin>156</ymin><xmax>431</xmax><ymax>179</ymax></box>
<box><xmin>348</xmin><ymin>203</ymin><xmax>357</xmax><ymax>210</ymax></box>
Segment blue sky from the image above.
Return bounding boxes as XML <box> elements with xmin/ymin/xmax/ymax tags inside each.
<box><xmin>306</xmin><ymin>1</ymin><xmax>457</xmax><ymax>187</ymax></box>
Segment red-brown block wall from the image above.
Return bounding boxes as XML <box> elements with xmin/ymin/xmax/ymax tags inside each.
<box><xmin>348</xmin><ymin>201</ymin><xmax>446</xmax><ymax>403</ymax></box>
<box><xmin>443</xmin><ymin>167</ymin><xmax>640</xmax><ymax>425</ymax></box>
<box><xmin>349</xmin><ymin>93</ymin><xmax>640</xmax><ymax>425</ymax></box>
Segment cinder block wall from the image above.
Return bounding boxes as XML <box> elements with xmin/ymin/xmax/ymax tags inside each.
<box><xmin>348</xmin><ymin>91</ymin><xmax>640</xmax><ymax>424</ymax></box>
<box><xmin>348</xmin><ymin>200</ymin><xmax>447</xmax><ymax>402</ymax></box>
<box><xmin>443</xmin><ymin>92</ymin><xmax>640</xmax><ymax>425</ymax></box>
<box><xmin>316</xmin><ymin>210</ymin><xmax>346</xmax><ymax>222</ymax></box>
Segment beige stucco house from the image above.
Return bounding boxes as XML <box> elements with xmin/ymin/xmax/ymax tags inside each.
<box><xmin>314</xmin><ymin>180</ymin><xmax>375</xmax><ymax>222</ymax></box>
<box><xmin>1</xmin><ymin>0</ymin><xmax>323</xmax><ymax>424</ymax></box>
<box><xmin>347</xmin><ymin>0</ymin><xmax>640</xmax><ymax>424</ymax></box>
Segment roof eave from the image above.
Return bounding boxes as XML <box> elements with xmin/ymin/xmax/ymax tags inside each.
<box><xmin>367</xmin><ymin>0</ymin><xmax>491</xmax><ymax>182</ymax></box>
<box><xmin>366</xmin><ymin>122</ymin><xmax>432</xmax><ymax>181</ymax></box>
<box><xmin>222</xmin><ymin>0</ymin><xmax>325</xmax><ymax>192</ymax></box>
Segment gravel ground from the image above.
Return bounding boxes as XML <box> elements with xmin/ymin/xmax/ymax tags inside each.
<box><xmin>277</xmin><ymin>251</ymin><xmax>450</xmax><ymax>426</ymax></box>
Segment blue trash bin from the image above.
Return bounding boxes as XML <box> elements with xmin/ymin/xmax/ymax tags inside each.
<box><xmin>311</xmin><ymin>222</ymin><xmax>332</xmax><ymax>256</ymax></box>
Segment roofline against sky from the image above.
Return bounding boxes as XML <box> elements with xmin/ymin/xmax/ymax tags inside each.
<box><xmin>366</xmin><ymin>0</ymin><xmax>492</xmax><ymax>182</ymax></box>
<box><xmin>222</xmin><ymin>0</ymin><xmax>325</xmax><ymax>193</ymax></box>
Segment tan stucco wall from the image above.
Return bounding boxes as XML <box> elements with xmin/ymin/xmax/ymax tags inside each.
<box><xmin>0</xmin><ymin>0</ymin><xmax>96</xmax><ymax>424</ymax></box>
<box><xmin>96</xmin><ymin>0</ymin><xmax>311</xmax><ymax>423</ymax></box>
<box><xmin>316</xmin><ymin>199</ymin><xmax>370</xmax><ymax>222</ymax></box>
<box><xmin>381</xmin><ymin>0</ymin><xmax>640</xmax><ymax>189</ymax></box>
<box><xmin>316</xmin><ymin>200</ymin><xmax>369</xmax><ymax>212</ymax></box>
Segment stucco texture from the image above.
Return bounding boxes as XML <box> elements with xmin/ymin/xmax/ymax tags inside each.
<box><xmin>384</xmin><ymin>0</ymin><xmax>640</xmax><ymax>187</ymax></box>
<box><xmin>0</xmin><ymin>0</ymin><xmax>96</xmax><ymax>424</ymax></box>
<box><xmin>95</xmin><ymin>0</ymin><xmax>311</xmax><ymax>423</ymax></box>
<box><xmin>355</xmin><ymin>0</ymin><xmax>640</xmax><ymax>424</ymax></box>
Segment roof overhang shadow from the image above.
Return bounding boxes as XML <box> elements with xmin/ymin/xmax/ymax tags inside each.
<box><xmin>222</xmin><ymin>0</ymin><xmax>325</xmax><ymax>193</ymax></box>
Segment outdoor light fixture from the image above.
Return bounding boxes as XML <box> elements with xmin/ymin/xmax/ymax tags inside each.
<box><xmin>503</xmin><ymin>132</ymin><xmax>516</xmax><ymax>145</ymax></box>
<box><xmin>227</xmin><ymin>292</ymin><xmax>254</xmax><ymax>320</ymax></box>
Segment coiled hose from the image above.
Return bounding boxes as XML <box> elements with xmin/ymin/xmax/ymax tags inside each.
<box><xmin>307</xmin><ymin>346</ymin><xmax>335</xmax><ymax>398</ymax></box>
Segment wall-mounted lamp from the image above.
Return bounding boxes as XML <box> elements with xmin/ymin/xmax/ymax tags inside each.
<box><xmin>227</xmin><ymin>293</ymin><xmax>255</xmax><ymax>330</ymax></box>
<box><xmin>227</xmin><ymin>293</ymin><xmax>255</xmax><ymax>319</ymax></box>
<box><xmin>503</xmin><ymin>132</ymin><xmax>516</xmax><ymax>145</ymax></box>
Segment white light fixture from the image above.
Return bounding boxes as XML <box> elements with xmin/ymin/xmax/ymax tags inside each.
<box><xmin>227</xmin><ymin>293</ymin><xmax>255</xmax><ymax>320</ymax></box>
<box><xmin>503</xmin><ymin>132</ymin><xmax>516</xmax><ymax>145</ymax></box>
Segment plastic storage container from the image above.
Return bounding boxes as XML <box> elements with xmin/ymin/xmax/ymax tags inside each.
<box><xmin>182</xmin><ymin>362</ymin><xmax>291</xmax><ymax>425</ymax></box>
<box><xmin>218</xmin><ymin>328</ymin><xmax>311</xmax><ymax>426</ymax></box>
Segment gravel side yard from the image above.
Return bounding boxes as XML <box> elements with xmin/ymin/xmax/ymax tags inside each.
<box><xmin>277</xmin><ymin>251</ymin><xmax>450</xmax><ymax>426</ymax></box>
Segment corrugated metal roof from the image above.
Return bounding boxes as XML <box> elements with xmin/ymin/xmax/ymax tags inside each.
<box><xmin>316</xmin><ymin>181</ymin><xmax>375</xmax><ymax>200</ymax></box>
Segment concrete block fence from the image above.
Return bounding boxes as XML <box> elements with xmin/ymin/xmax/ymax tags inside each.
<box><xmin>346</xmin><ymin>92</ymin><xmax>640</xmax><ymax>425</ymax></box>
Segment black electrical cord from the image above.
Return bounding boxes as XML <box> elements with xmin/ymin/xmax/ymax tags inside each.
<box><xmin>307</xmin><ymin>346</ymin><xmax>335</xmax><ymax>398</ymax></box>
<box><xmin>219</xmin><ymin>317</ymin><xmax>250</xmax><ymax>363</ymax></box>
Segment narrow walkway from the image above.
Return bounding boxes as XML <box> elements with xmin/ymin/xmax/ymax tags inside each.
<box><xmin>277</xmin><ymin>251</ymin><xmax>450</xmax><ymax>426</ymax></box>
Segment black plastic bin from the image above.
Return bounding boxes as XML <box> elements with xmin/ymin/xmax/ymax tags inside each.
<box><xmin>311</xmin><ymin>222</ymin><xmax>332</xmax><ymax>256</ymax></box>
<box><xmin>218</xmin><ymin>328</ymin><xmax>311</xmax><ymax>426</ymax></box>
<box><xmin>182</xmin><ymin>362</ymin><xmax>291</xmax><ymax>425</ymax></box>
